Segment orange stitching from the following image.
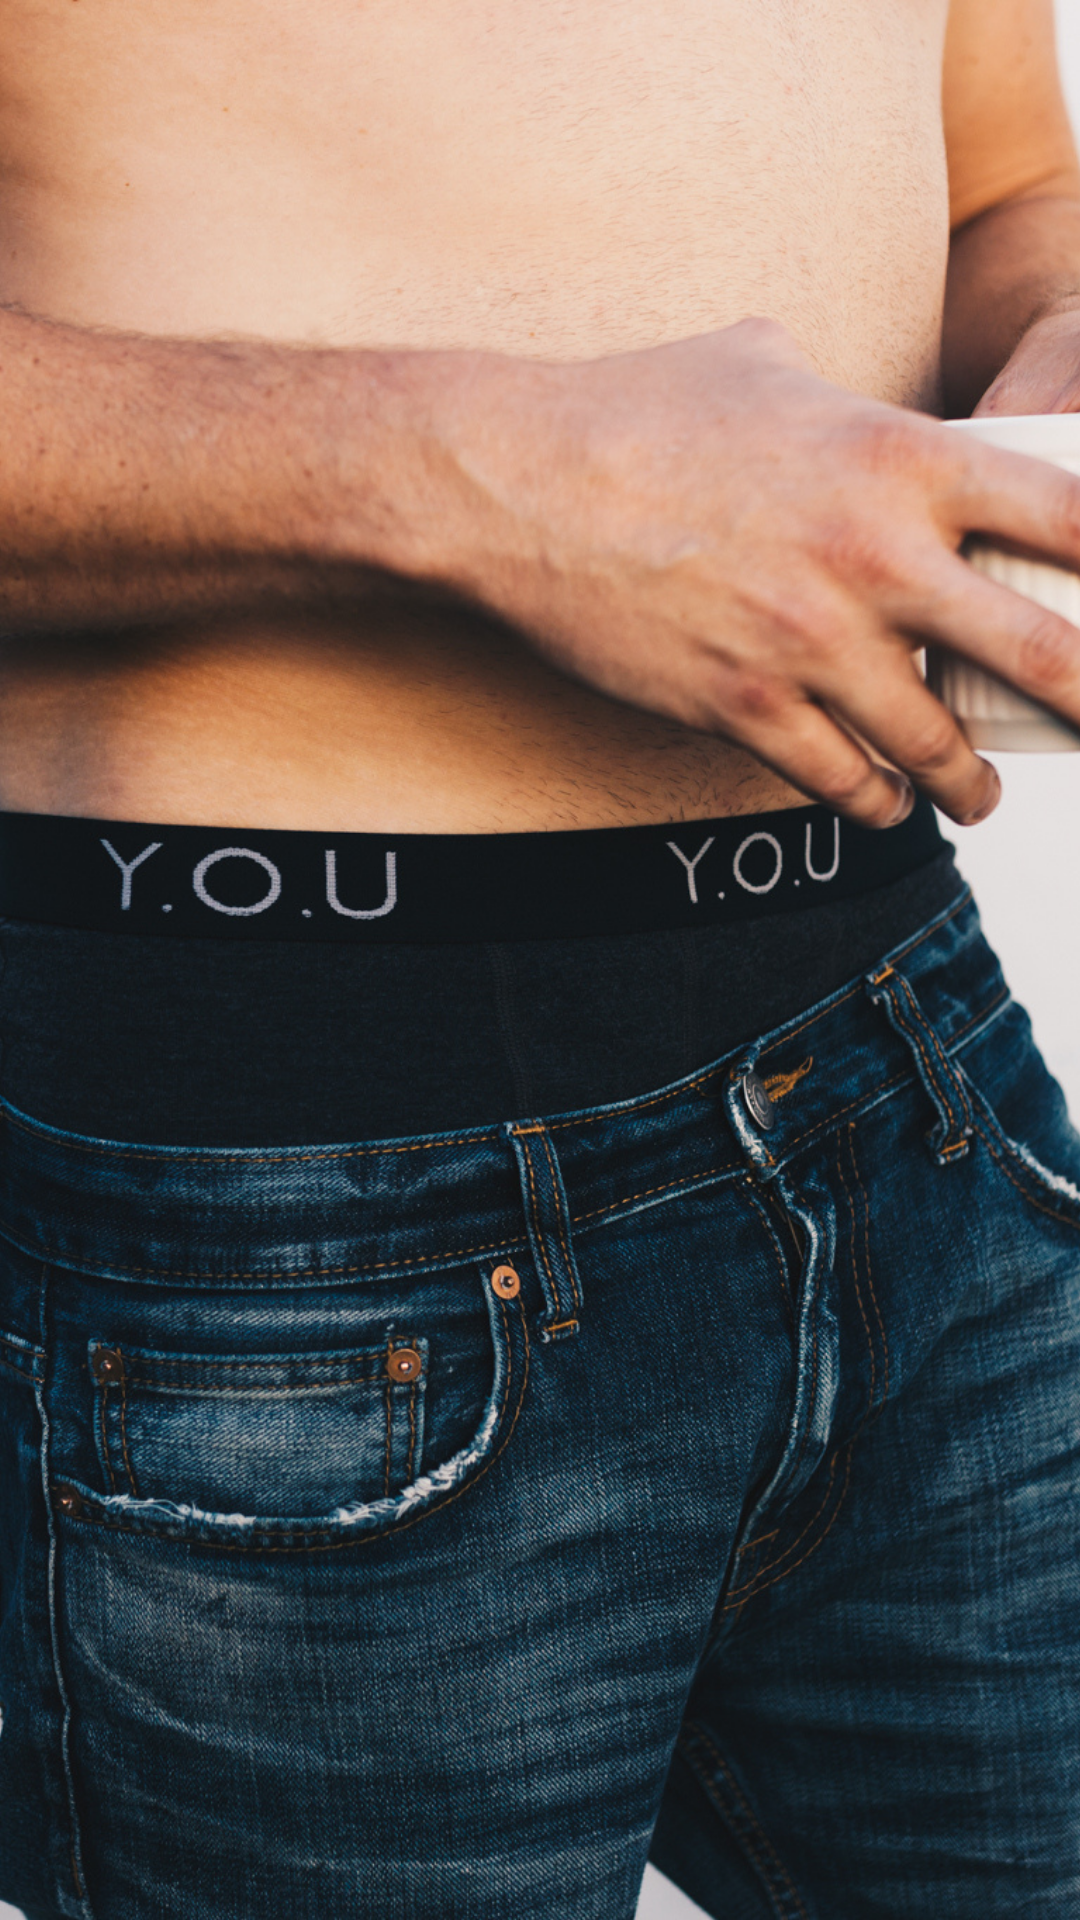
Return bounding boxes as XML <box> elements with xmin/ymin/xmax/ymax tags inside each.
<box><xmin>762</xmin><ymin>1056</ymin><xmax>813</xmax><ymax>1102</ymax></box>
<box><xmin>725</xmin><ymin>1448</ymin><xmax>842</xmax><ymax>1598</ymax></box>
<box><xmin>735</xmin><ymin>1525</ymin><xmax>780</xmax><ymax>1554</ymax></box>
<box><xmin>755</xmin><ymin>983</ymin><xmax>864</xmax><ymax>1060</ymax></box>
<box><xmin>895</xmin><ymin>974</ymin><xmax>971</xmax><ymax>1135</ymax></box>
<box><xmin>539</xmin><ymin>1128</ymin><xmax>580</xmax><ymax>1311</ymax></box>
<box><xmin>0</xmin><ymin>1335</ymin><xmax>43</xmax><ymax>1366</ymax></box>
<box><xmin>545</xmin><ymin>1317</ymin><xmax>580</xmax><ymax>1335</ymax></box>
<box><xmin>777</xmin><ymin>1069</ymin><xmax>908</xmax><ymax>1160</ymax></box>
<box><xmin>850</xmin><ymin>1125</ymin><xmax>888</xmax><ymax>1412</ymax></box>
<box><xmin>65</xmin><ymin>1293</ymin><xmax>531</xmax><ymax>1554</ymax></box>
<box><xmin>518</xmin><ymin>1133</ymin><xmax>565</xmax><ymax>1319</ymax></box>
<box><xmin>723</xmin><ymin>1443</ymin><xmax>854</xmax><ymax>1608</ymax></box>
<box><xmin>682</xmin><ymin>1725</ymin><xmax>809</xmax><ymax>1920</ymax></box>
<box><xmin>837</xmin><ymin>1129</ymin><xmax>875</xmax><ymax>1419</ymax></box>
<box><xmin>755</xmin><ymin>888</ymin><xmax>972</xmax><ymax>1067</ymax></box>
<box><xmin>901</xmin><ymin>975</ymin><xmax>973</xmax><ymax>1129</ymax></box>
<box><xmin>3</xmin><ymin>1109</ymin><xmax>502</xmax><ymax>1165</ymax></box>
<box><xmin>571</xmin><ymin>1162</ymin><xmax>733</xmax><ymax>1225</ymax></box>
<box><xmin>0</xmin><ymin>1352</ymin><xmax>40</xmax><ymax>1384</ymax></box>
<box><xmin>878</xmin><ymin>991</ymin><xmax>956</xmax><ymax>1128</ymax></box>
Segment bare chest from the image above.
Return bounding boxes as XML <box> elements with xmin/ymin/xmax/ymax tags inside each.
<box><xmin>1</xmin><ymin>0</ymin><xmax>950</xmax><ymax>398</ymax></box>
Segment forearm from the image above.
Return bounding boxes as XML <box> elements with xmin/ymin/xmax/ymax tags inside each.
<box><xmin>942</xmin><ymin>186</ymin><xmax>1080</xmax><ymax>416</ymax></box>
<box><xmin>0</xmin><ymin>307</ymin><xmax>478</xmax><ymax>631</ymax></box>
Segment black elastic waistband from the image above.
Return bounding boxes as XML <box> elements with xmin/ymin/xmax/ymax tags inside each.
<box><xmin>0</xmin><ymin>800</ymin><xmax>945</xmax><ymax>944</ymax></box>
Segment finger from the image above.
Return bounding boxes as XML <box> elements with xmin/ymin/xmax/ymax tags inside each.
<box><xmin>942</xmin><ymin>437</ymin><xmax>1080</xmax><ymax>572</ymax></box>
<box><xmin>910</xmin><ymin>551</ymin><xmax>1080</xmax><ymax>732</ymax></box>
<box><xmin>716</xmin><ymin>689</ymin><xmax>916</xmax><ymax>829</ymax></box>
<box><xmin>814</xmin><ymin>649</ymin><xmax>1001</xmax><ymax>825</ymax></box>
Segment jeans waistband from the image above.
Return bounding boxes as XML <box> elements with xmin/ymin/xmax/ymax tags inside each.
<box><xmin>0</xmin><ymin>883</ymin><xmax>1004</xmax><ymax>1291</ymax></box>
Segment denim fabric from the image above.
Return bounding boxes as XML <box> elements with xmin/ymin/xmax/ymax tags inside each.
<box><xmin>1</xmin><ymin>884</ymin><xmax>1079</xmax><ymax>1917</ymax></box>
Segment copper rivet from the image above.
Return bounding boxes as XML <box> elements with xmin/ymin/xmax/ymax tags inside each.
<box><xmin>92</xmin><ymin>1346</ymin><xmax>123</xmax><ymax>1383</ymax></box>
<box><xmin>387</xmin><ymin>1346</ymin><xmax>422</xmax><ymax>1384</ymax></box>
<box><xmin>56</xmin><ymin>1487</ymin><xmax>83</xmax><ymax>1518</ymax></box>
<box><xmin>491</xmin><ymin>1264</ymin><xmax>521</xmax><ymax>1300</ymax></box>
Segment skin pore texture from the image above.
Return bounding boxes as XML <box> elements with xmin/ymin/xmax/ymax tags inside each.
<box><xmin>0</xmin><ymin>0</ymin><xmax>1078</xmax><ymax>831</ymax></box>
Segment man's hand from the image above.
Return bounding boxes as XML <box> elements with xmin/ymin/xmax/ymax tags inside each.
<box><xmin>430</xmin><ymin>318</ymin><xmax>1080</xmax><ymax>829</ymax></box>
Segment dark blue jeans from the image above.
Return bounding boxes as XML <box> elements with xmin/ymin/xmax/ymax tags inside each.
<box><xmin>2</xmin><ymin>885</ymin><xmax>1079</xmax><ymax>1917</ymax></box>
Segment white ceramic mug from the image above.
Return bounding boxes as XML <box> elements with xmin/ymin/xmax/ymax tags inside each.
<box><xmin>932</xmin><ymin>413</ymin><xmax>1080</xmax><ymax>751</ymax></box>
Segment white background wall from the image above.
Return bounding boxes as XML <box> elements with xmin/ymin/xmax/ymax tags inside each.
<box><xmin>4</xmin><ymin>12</ymin><xmax>1080</xmax><ymax>1920</ymax></box>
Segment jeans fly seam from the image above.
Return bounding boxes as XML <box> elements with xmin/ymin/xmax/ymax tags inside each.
<box><xmin>680</xmin><ymin>1723</ymin><xmax>810</xmax><ymax>1920</ymax></box>
<box><xmin>849</xmin><ymin>1125</ymin><xmax>889</xmax><ymax>1412</ymax></box>
<box><xmin>61</xmin><ymin>1293</ymin><xmax>530</xmax><ymax>1554</ymax></box>
<box><xmin>724</xmin><ymin>1442</ymin><xmax>855</xmax><ymax>1608</ymax></box>
<box><xmin>740</xmin><ymin>1186</ymin><xmax>795</xmax><ymax>1334</ymax></box>
<box><xmin>725</xmin><ymin>1448</ymin><xmax>842</xmax><ymax>1597</ymax></box>
<box><xmin>836</xmin><ymin>1130</ymin><xmax>875</xmax><ymax>1420</ymax></box>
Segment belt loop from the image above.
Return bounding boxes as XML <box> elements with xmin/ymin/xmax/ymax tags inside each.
<box><xmin>506</xmin><ymin>1122</ymin><xmax>584</xmax><ymax>1342</ymax></box>
<box><xmin>866</xmin><ymin>962</ymin><xmax>972</xmax><ymax>1165</ymax></box>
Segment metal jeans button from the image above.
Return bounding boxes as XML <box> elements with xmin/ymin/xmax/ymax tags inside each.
<box><xmin>386</xmin><ymin>1346</ymin><xmax>422</xmax><ymax>1383</ymax></box>
<box><xmin>741</xmin><ymin>1070</ymin><xmax>777</xmax><ymax>1131</ymax></box>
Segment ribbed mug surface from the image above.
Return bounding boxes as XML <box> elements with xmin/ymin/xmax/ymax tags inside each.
<box><xmin>936</xmin><ymin>414</ymin><xmax>1080</xmax><ymax>751</ymax></box>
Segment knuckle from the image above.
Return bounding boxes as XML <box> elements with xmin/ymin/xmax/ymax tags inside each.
<box><xmin>813</xmin><ymin>757</ymin><xmax>876</xmax><ymax>810</ymax></box>
<box><xmin>1016</xmin><ymin>610</ymin><xmax>1079</xmax><ymax>694</ymax></box>
<box><xmin>1052</xmin><ymin>477</ymin><xmax>1080</xmax><ymax>552</ymax></box>
<box><xmin>897</xmin><ymin>709</ymin><xmax>962</xmax><ymax>776</ymax></box>
<box><xmin>847</xmin><ymin>411</ymin><xmax>928</xmax><ymax>483</ymax></box>
<box><xmin>726</xmin><ymin>672</ymin><xmax>788</xmax><ymax>724</ymax></box>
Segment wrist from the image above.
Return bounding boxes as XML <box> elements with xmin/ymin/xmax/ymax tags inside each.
<box><xmin>298</xmin><ymin>345</ymin><xmax>553</xmax><ymax>602</ymax></box>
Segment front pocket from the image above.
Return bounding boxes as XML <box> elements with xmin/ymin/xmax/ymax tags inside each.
<box><xmin>54</xmin><ymin>1259</ymin><xmax>529</xmax><ymax>1551</ymax></box>
<box><xmin>89</xmin><ymin>1337</ymin><xmax>427</xmax><ymax>1514</ymax></box>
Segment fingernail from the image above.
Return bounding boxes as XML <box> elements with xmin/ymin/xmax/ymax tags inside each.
<box><xmin>887</xmin><ymin>776</ymin><xmax>915</xmax><ymax>825</ymax></box>
<box><xmin>962</xmin><ymin>763</ymin><xmax>1001</xmax><ymax>826</ymax></box>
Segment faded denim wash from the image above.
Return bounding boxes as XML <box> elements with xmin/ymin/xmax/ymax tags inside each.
<box><xmin>1</xmin><ymin>885</ymin><xmax>1079</xmax><ymax>1917</ymax></box>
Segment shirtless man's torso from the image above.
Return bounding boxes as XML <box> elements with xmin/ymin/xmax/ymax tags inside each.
<box><xmin>4</xmin><ymin>7</ymin><xmax>1080</xmax><ymax>1917</ymax></box>
<box><xmin>0</xmin><ymin>0</ymin><xmax>1072</xmax><ymax>832</ymax></box>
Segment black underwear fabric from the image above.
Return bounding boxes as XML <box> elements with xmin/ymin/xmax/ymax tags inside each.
<box><xmin>0</xmin><ymin>808</ymin><xmax>962</xmax><ymax>1144</ymax></box>
<box><xmin>0</xmin><ymin>799</ymin><xmax>944</xmax><ymax>944</ymax></box>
